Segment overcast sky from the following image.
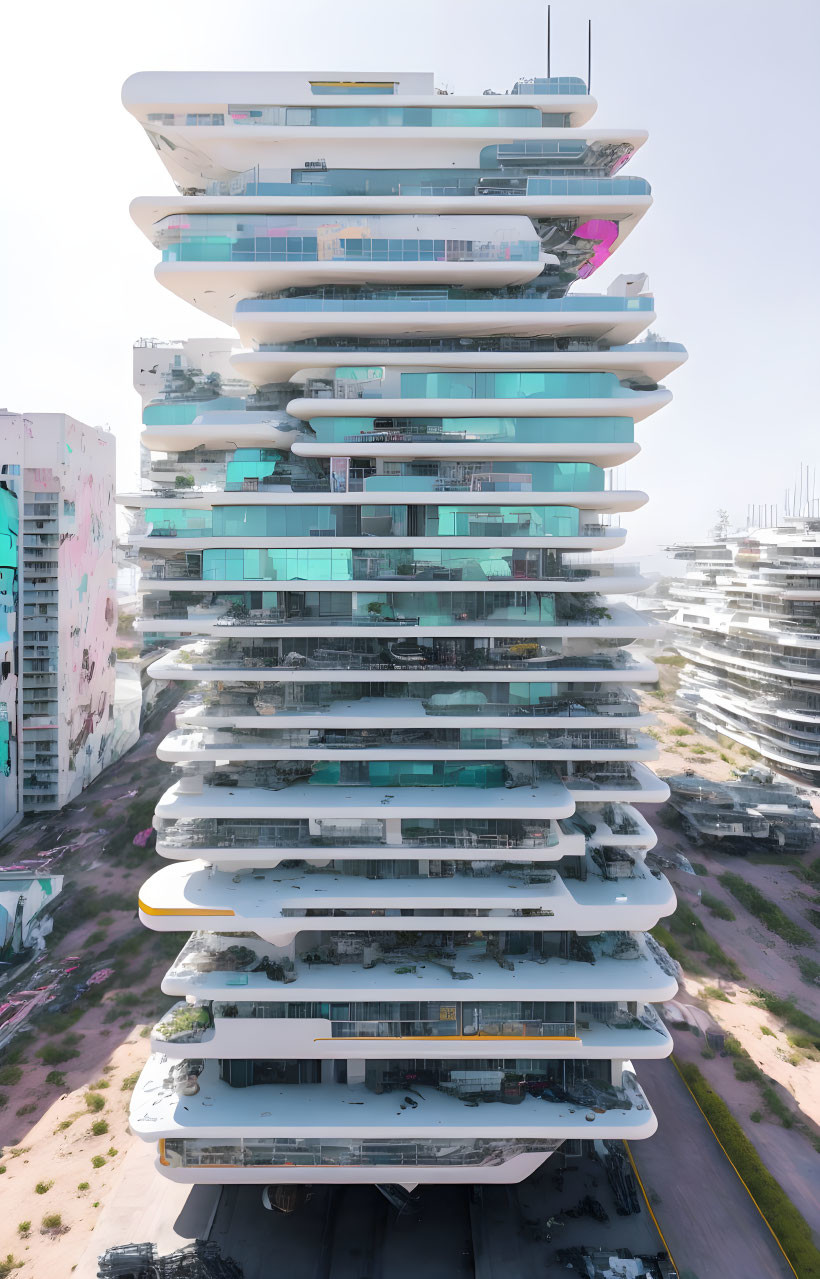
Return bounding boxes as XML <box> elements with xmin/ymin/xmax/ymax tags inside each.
<box><xmin>1</xmin><ymin>0</ymin><xmax>817</xmax><ymax>556</ymax></box>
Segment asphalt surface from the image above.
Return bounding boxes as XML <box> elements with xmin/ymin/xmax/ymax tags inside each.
<box><xmin>630</xmin><ymin>1059</ymin><xmax>796</xmax><ymax>1279</ymax></box>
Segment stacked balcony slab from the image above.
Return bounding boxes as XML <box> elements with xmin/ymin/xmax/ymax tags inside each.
<box><xmin>668</xmin><ymin>517</ymin><xmax>820</xmax><ymax>784</ymax></box>
<box><xmin>122</xmin><ymin>70</ymin><xmax>685</xmax><ymax>1187</ymax></box>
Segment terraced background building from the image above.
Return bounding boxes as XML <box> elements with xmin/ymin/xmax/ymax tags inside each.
<box><xmin>122</xmin><ymin>69</ymin><xmax>685</xmax><ymax>1189</ymax></box>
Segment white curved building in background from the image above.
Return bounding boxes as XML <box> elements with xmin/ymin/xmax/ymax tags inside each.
<box><xmin>122</xmin><ymin>69</ymin><xmax>685</xmax><ymax>1188</ymax></box>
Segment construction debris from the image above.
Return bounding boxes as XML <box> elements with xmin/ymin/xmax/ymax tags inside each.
<box><xmin>96</xmin><ymin>1239</ymin><xmax>242</xmax><ymax>1279</ymax></box>
<box><xmin>663</xmin><ymin>767</ymin><xmax>820</xmax><ymax>853</ymax></box>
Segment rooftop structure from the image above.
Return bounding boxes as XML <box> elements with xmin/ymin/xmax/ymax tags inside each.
<box><xmin>665</xmin><ymin>767</ymin><xmax>820</xmax><ymax>852</ymax></box>
<box><xmin>122</xmin><ymin>66</ymin><xmax>683</xmax><ymax>1189</ymax></box>
<box><xmin>667</xmin><ymin>517</ymin><xmax>820</xmax><ymax>786</ymax></box>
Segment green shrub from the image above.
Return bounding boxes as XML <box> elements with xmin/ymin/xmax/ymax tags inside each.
<box><xmin>665</xmin><ymin>902</ymin><xmax>743</xmax><ymax>979</ymax></box>
<box><xmin>37</xmin><ymin>1038</ymin><xmax>81</xmax><ymax>1066</ymax></box>
<box><xmin>691</xmin><ymin>862</ymin><xmax>709</xmax><ymax>877</ymax></box>
<box><xmin>0</xmin><ymin>1256</ymin><xmax>23</xmax><ymax>1277</ymax></box>
<box><xmin>750</xmin><ymin>1109</ymin><xmax>762</xmax><ymax>1123</ymax></box>
<box><xmin>40</xmin><ymin>1213</ymin><xmax>61</xmax><ymax>1230</ymax></box>
<box><xmin>677</xmin><ymin>1061</ymin><xmax>820</xmax><ymax>1274</ymax></box>
<box><xmin>0</xmin><ymin>1066</ymin><xmax>22</xmax><ymax>1086</ymax></box>
<box><xmin>15</xmin><ymin>1224</ymin><xmax>29</xmax><ymax>1237</ymax></box>
<box><xmin>700</xmin><ymin>891</ymin><xmax>735</xmax><ymax>921</ymax></box>
<box><xmin>77</xmin><ymin>1181</ymin><xmax>89</xmax><ymax>1191</ymax></box>
<box><xmin>718</xmin><ymin>873</ymin><xmax>812</xmax><ymax>946</ymax></box>
<box><xmin>702</xmin><ymin>984</ymin><xmax>731</xmax><ymax>1002</ymax></box>
<box><xmin>670</xmin><ymin>726</ymin><xmax>692</xmax><ymax>736</ymax></box>
<box><xmin>120</xmin><ymin>1071</ymin><xmax>140</xmax><ymax>1092</ymax></box>
<box><xmin>90</xmin><ymin>1120</ymin><xmax>108</xmax><ymax>1136</ymax></box>
<box><xmin>761</xmin><ymin>1025</ymin><xmax>776</xmax><ymax>1037</ymax></box>
<box><xmin>795</xmin><ymin>955</ymin><xmax>820</xmax><ymax>985</ymax></box>
<box><xmin>44</xmin><ymin>1070</ymin><xmax>66</xmax><ymax>1087</ymax></box>
<box><xmin>107</xmin><ymin>1146</ymin><xmax>118</xmax><ymax>1157</ymax></box>
<box><xmin>91</xmin><ymin>1155</ymin><xmax>106</xmax><ymax>1169</ymax></box>
<box><xmin>34</xmin><ymin>1180</ymin><xmax>53</xmax><ymax>1194</ymax></box>
<box><xmin>85</xmin><ymin>1092</ymin><xmax>105</xmax><ymax>1113</ymax></box>
<box><xmin>751</xmin><ymin>990</ymin><xmax>820</xmax><ymax>1051</ymax></box>
<box><xmin>15</xmin><ymin>1103</ymin><xmax>35</xmax><ymax>1117</ymax></box>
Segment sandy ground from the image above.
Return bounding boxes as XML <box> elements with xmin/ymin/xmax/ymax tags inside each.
<box><xmin>0</xmin><ymin>704</ymin><xmax>179</xmax><ymax>1276</ymax></box>
<box><xmin>637</xmin><ymin>673</ymin><xmax>820</xmax><ymax>1241</ymax></box>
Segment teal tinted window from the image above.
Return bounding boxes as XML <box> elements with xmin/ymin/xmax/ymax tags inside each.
<box><xmin>400</xmin><ymin>371</ymin><xmax>626</xmax><ymax>399</ymax></box>
<box><xmin>310</xmin><ymin>417</ymin><xmax>633</xmax><ymax>444</ymax></box>
<box><xmin>144</xmin><ymin>508</ymin><xmax>212</xmax><ymax>534</ymax></box>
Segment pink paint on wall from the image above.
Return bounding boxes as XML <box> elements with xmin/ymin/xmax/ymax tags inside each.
<box><xmin>572</xmin><ymin>219</ymin><xmax>619</xmax><ymax>279</ymax></box>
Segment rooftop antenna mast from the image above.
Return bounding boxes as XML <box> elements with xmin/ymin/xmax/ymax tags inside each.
<box><xmin>547</xmin><ymin>4</ymin><xmax>551</xmax><ymax>78</ymax></box>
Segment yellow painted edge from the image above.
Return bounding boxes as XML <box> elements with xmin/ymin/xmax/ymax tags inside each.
<box><xmin>139</xmin><ymin>900</ymin><xmax>235</xmax><ymax>917</ymax></box>
<box><xmin>669</xmin><ymin>1056</ymin><xmax>799</xmax><ymax>1279</ymax></box>
<box><xmin>623</xmin><ymin>1140</ymin><xmax>679</xmax><ymax>1276</ymax></box>
<box><xmin>158</xmin><ymin>1139</ymin><xmax>169</xmax><ymax>1167</ymax></box>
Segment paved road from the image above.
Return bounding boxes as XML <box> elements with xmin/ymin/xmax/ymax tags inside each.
<box><xmin>210</xmin><ymin>1183</ymin><xmax>474</xmax><ymax>1279</ymax></box>
<box><xmin>631</xmin><ymin>1059</ymin><xmax>794</xmax><ymax>1279</ymax></box>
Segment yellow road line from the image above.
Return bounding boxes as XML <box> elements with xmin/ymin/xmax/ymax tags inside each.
<box><xmin>622</xmin><ymin>1139</ymin><xmax>680</xmax><ymax>1275</ymax></box>
<box><xmin>670</xmin><ymin>1056</ymin><xmax>798</xmax><ymax>1279</ymax></box>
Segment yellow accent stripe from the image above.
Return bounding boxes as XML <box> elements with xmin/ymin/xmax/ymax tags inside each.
<box><xmin>623</xmin><ymin>1141</ymin><xmax>679</xmax><ymax>1274</ymax></box>
<box><xmin>139</xmin><ymin>900</ymin><xmax>235</xmax><ymax>917</ymax></box>
<box><xmin>158</xmin><ymin>1139</ymin><xmax>169</xmax><ymax>1167</ymax></box>
<box><xmin>669</xmin><ymin>1056</ymin><xmax>799</xmax><ymax>1279</ymax></box>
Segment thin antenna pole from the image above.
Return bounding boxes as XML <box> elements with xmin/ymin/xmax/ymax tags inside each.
<box><xmin>587</xmin><ymin>20</ymin><xmax>592</xmax><ymax>93</ymax></box>
<box><xmin>547</xmin><ymin>4</ymin><xmax>551</xmax><ymax>78</ymax></box>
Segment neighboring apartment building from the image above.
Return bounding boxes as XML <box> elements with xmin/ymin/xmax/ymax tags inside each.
<box><xmin>0</xmin><ymin>480</ymin><xmax>20</xmax><ymax>838</ymax></box>
<box><xmin>0</xmin><ymin>411</ymin><xmax>135</xmax><ymax>814</ymax></box>
<box><xmin>667</xmin><ymin>517</ymin><xmax>820</xmax><ymax>786</ymax></box>
<box><xmin>122</xmin><ymin>69</ymin><xmax>685</xmax><ymax>1188</ymax></box>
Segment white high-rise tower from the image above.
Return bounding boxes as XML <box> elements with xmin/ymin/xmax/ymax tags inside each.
<box><xmin>122</xmin><ymin>70</ymin><xmax>685</xmax><ymax>1188</ymax></box>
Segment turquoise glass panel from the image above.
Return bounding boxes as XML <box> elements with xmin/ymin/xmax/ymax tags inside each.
<box><xmin>310</xmin><ymin>417</ymin><xmax>633</xmax><ymax>444</ymax></box>
<box><xmin>399</xmin><ymin>371</ymin><xmax>627</xmax><ymax>399</ymax></box>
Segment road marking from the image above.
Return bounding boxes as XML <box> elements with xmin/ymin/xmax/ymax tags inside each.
<box><xmin>669</xmin><ymin>1056</ymin><xmax>798</xmax><ymax>1279</ymax></box>
<box><xmin>622</xmin><ymin>1139</ymin><xmax>680</xmax><ymax>1276</ymax></box>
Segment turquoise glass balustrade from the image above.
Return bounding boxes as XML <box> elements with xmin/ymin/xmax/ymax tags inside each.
<box><xmin>144</xmin><ymin>508</ymin><xmax>213</xmax><ymax>534</ymax></box>
<box><xmin>208</xmin><ymin>503</ymin><xmax>581</xmax><ymax>538</ymax></box>
<box><xmin>308</xmin><ymin>761</ymin><xmax>509</xmax><ymax>787</ymax></box>
<box><xmin>310</xmin><ymin>417</ymin><xmax>633</xmax><ymax>444</ymax></box>
<box><xmin>200</xmin><ymin>547</ymin><xmax>565</xmax><ymax>581</ymax></box>
<box><xmin>399</xmin><ymin>371</ymin><xmax>628</xmax><ymax>399</ymax></box>
<box><xmin>142</xmin><ymin>397</ymin><xmax>247</xmax><ymax>426</ymax></box>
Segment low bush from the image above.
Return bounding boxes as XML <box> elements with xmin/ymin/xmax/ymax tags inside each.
<box><xmin>691</xmin><ymin>862</ymin><xmax>709</xmax><ymax>877</ymax></box>
<box><xmin>0</xmin><ymin>1256</ymin><xmax>23</xmax><ymax>1277</ymax></box>
<box><xmin>795</xmin><ymin>955</ymin><xmax>820</xmax><ymax>985</ymax></box>
<box><xmin>702</xmin><ymin>984</ymin><xmax>731</xmax><ymax>1002</ymax></box>
<box><xmin>34</xmin><ymin>1180</ymin><xmax>53</xmax><ymax>1195</ymax></box>
<box><xmin>750</xmin><ymin>1109</ymin><xmax>762</xmax><ymax>1123</ymax></box>
<box><xmin>718</xmin><ymin>873</ymin><xmax>812</xmax><ymax>946</ymax></box>
<box><xmin>40</xmin><ymin>1214</ymin><xmax>61</xmax><ymax>1230</ymax></box>
<box><xmin>44</xmin><ymin>1070</ymin><xmax>66</xmax><ymax>1088</ymax></box>
<box><xmin>90</xmin><ymin>1120</ymin><xmax>108</xmax><ymax>1136</ymax></box>
<box><xmin>15</xmin><ymin>1104</ymin><xmax>35</xmax><ymax>1117</ymax></box>
<box><xmin>120</xmin><ymin>1071</ymin><xmax>140</xmax><ymax>1092</ymax></box>
<box><xmin>678</xmin><ymin>1061</ymin><xmax>819</xmax><ymax>1275</ymax></box>
<box><xmin>37</xmin><ymin>1036</ymin><xmax>81</xmax><ymax>1066</ymax></box>
<box><xmin>77</xmin><ymin>1181</ymin><xmax>89</xmax><ymax>1191</ymax></box>
<box><xmin>15</xmin><ymin>1225</ymin><xmax>29</xmax><ymax>1238</ymax></box>
<box><xmin>85</xmin><ymin>1092</ymin><xmax>105</xmax><ymax>1113</ymax></box>
<box><xmin>700</xmin><ymin>891</ymin><xmax>735</xmax><ymax>921</ymax></box>
<box><xmin>91</xmin><ymin>1155</ymin><xmax>106</xmax><ymax>1169</ymax></box>
<box><xmin>0</xmin><ymin>1066</ymin><xmax>22</xmax><ymax>1087</ymax></box>
<box><xmin>751</xmin><ymin>990</ymin><xmax>820</xmax><ymax>1051</ymax></box>
<box><xmin>666</xmin><ymin>901</ymin><xmax>743</xmax><ymax>979</ymax></box>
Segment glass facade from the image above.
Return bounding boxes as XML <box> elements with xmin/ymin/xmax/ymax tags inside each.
<box><xmin>130</xmin><ymin>66</ymin><xmax>678</xmax><ymax>1187</ymax></box>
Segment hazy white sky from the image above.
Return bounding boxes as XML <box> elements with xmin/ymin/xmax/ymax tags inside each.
<box><xmin>1</xmin><ymin>0</ymin><xmax>817</xmax><ymax>555</ymax></box>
